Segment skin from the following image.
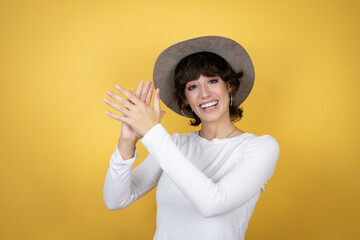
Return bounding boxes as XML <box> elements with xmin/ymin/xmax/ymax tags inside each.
<box><xmin>104</xmin><ymin>75</ymin><xmax>244</xmax><ymax>159</ymax></box>
<box><xmin>104</xmin><ymin>79</ymin><xmax>163</xmax><ymax>159</ymax></box>
<box><xmin>184</xmin><ymin>75</ymin><xmax>244</xmax><ymax>140</ymax></box>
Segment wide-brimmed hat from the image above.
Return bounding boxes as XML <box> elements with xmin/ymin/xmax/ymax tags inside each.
<box><xmin>153</xmin><ymin>36</ymin><xmax>255</xmax><ymax>117</ymax></box>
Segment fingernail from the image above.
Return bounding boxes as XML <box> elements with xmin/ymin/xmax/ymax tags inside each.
<box><xmin>104</xmin><ymin>98</ymin><xmax>108</xmax><ymax>102</ymax></box>
<box><xmin>115</xmin><ymin>85</ymin><xmax>120</xmax><ymax>90</ymax></box>
<box><xmin>107</xmin><ymin>91</ymin><xmax>112</xmax><ymax>95</ymax></box>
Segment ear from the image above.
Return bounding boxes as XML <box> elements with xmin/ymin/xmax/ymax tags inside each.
<box><xmin>184</xmin><ymin>99</ymin><xmax>188</xmax><ymax>105</ymax></box>
<box><xmin>226</xmin><ymin>83</ymin><xmax>234</xmax><ymax>94</ymax></box>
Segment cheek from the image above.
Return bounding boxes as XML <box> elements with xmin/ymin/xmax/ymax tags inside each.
<box><xmin>184</xmin><ymin>90</ymin><xmax>191</xmax><ymax>100</ymax></box>
<box><xmin>184</xmin><ymin>92</ymin><xmax>196</xmax><ymax>106</ymax></box>
<box><xmin>212</xmin><ymin>86</ymin><xmax>228</xmax><ymax>97</ymax></box>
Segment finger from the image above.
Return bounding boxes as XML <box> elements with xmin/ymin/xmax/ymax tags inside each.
<box><xmin>128</xmin><ymin>88</ymin><xmax>134</xmax><ymax>105</ymax></box>
<box><xmin>104</xmin><ymin>97</ymin><xmax>132</xmax><ymax>116</ymax></box>
<box><xmin>105</xmin><ymin>111</ymin><xmax>131</xmax><ymax>124</ymax></box>
<box><xmin>115</xmin><ymin>86</ymin><xmax>142</xmax><ymax>105</ymax></box>
<box><xmin>160</xmin><ymin>110</ymin><xmax>166</xmax><ymax>119</ymax></box>
<box><xmin>145</xmin><ymin>82</ymin><xmax>154</xmax><ymax>105</ymax></box>
<box><xmin>153</xmin><ymin>88</ymin><xmax>161</xmax><ymax>114</ymax></box>
<box><xmin>107</xmin><ymin>90</ymin><xmax>134</xmax><ymax>109</ymax></box>
<box><xmin>104</xmin><ymin>97</ymin><xmax>121</xmax><ymax>111</ymax></box>
<box><xmin>105</xmin><ymin>111</ymin><xmax>123</xmax><ymax>121</ymax></box>
<box><xmin>140</xmin><ymin>79</ymin><xmax>150</xmax><ymax>102</ymax></box>
<box><xmin>135</xmin><ymin>81</ymin><xmax>144</xmax><ymax>98</ymax></box>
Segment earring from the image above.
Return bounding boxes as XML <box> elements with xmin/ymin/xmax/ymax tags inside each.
<box><xmin>181</xmin><ymin>109</ymin><xmax>188</xmax><ymax>117</ymax></box>
<box><xmin>229</xmin><ymin>94</ymin><xmax>233</xmax><ymax>106</ymax></box>
<box><xmin>181</xmin><ymin>104</ymin><xmax>192</xmax><ymax>117</ymax></box>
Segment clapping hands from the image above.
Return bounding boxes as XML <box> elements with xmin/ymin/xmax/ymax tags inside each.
<box><xmin>104</xmin><ymin>80</ymin><xmax>165</xmax><ymax>140</ymax></box>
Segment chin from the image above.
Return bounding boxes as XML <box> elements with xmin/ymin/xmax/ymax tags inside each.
<box><xmin>197</xmin><ymin>112</ymin><xmax>225</xmax><ymax>124</ymax></box>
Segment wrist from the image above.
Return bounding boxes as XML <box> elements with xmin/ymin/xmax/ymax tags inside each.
<box><xmin>117</xmin><ymin>138</ymin><xmax>137</xmax><ymax>160</ymax></box>
<box><xmin>118</xmin><ymin>137</ymin><xmax>137</xmax><ymax>146</ymax></box>
<box><xmin>141</xmin><ymin>123</ymin><xmax>161</xmax><ymax>138</ymax></box>
<box><xmin>119</xmin><ymin>134</ymin><xmax>139</xmax><ymax>143</ymax></box>
<box><xmin>140</xmin><ymin>121</ymin><xmax>160</xmax><ymax>137</ymax></box>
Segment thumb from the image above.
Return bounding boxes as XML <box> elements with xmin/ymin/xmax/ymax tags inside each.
<box><xmin>160</xmin><ymin>110</ymin><xmax>166</xmax><ymax>120</ymax></box>
<box><xmin>153</xmin><ymin>88</ymin><xmax>161</xmax><ymax>114</ymax></box>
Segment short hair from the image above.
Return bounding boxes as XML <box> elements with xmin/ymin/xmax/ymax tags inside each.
<box><xmin>174</xmin><ymin>51</ymin><xmax>244</xmax><ymax>126</ymax></box>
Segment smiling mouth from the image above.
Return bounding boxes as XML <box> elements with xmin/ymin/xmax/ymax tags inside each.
<box><xmin>200</xmin><ymin>100</ymin><xmax>218</xmax><ymax>109</ymax></box>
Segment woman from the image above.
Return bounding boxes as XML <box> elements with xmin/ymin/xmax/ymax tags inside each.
<box><xmin>103</xmin><ymin>36</ymin><xmax>279</xmax><ymax>240</ymax></box>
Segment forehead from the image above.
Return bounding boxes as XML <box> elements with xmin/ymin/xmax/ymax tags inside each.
<box><xmin>185</xmin><ymin>75</ymin><xmax>222</xmax><ymax>84</ymax></box>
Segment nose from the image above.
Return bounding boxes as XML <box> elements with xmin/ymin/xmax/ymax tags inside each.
<box><xmin>200</xmin><ymin>84</ymin><xmax>210</xmax><ymax>98</ymax></box>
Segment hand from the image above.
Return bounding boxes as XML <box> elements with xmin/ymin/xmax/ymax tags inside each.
<box><xmin>104</xmin><ymin>80</ymin><xmax>154</xmax><ymax>142</ymax></box>
<box><xmin>111</xmin><ymin>85</ymin><xmax>162</xmax><ymax>136</ymax></box>
<box><xmin>104</xmin><ymin>82</ymin><xmax>165</xmax><ymax>137</ymax></box>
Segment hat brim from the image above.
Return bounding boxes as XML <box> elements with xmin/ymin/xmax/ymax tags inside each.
<box><xmin>153</xmin><ymin>36</ymin><xmax>255</xmax><ymax>117</ymax></box>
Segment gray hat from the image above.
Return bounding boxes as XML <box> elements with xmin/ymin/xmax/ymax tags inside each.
<box><xmin>153</xmin><ymin>36</ymin><xmax>255</xmax><ymax>117</ymax></box>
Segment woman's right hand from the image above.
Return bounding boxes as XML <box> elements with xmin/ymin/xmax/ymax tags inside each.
<box><xmin>105</xmin><ymin>79</ymin><xmax>154</xmax><ymax>143</ymax></box>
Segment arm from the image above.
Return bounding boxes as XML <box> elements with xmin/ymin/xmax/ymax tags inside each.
<box><xmin>107</xmin><ymin>86</ymin><xmax>279</xmax><ymax>216</ymax></box>
<box><xmin>103</xmin><ymin>80</ymin><xmax>161</xmax><ymax>209</ymax></box>
<box><xmin>105</xmin><ymin>79</ymin><xmax>155</xmax><ymax>159</ymax></box>
<box><xmin>141</xmin><ymin>124</ymin><xmax>280</xmax><ymax>218</ymax></box>
<box><xmin>103</xmin><ymin>146</ymin><xmax>162</xmax><ymax>210</ymax></box>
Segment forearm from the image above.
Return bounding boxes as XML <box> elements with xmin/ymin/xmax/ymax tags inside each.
<box><xmin>141</xmin><ymin>124</ymin><xmax>279</xmax><ymax>217</ymax></box>
<box><xmin>103</xmin><ymin>147</ymin><xmax>137</xmax><ymax>210</ymax></box>
<box><xmin>103</xmin><ymin>146</ymin><xmax>163</xmax><ymax>210</ymax></box>
<box><xmin>142</xmin><ymin>125</ymin><xmax>219</xmax><ymax>216</ymax></box>
<box><xmin>117</xmin><ymin>138</ymin><xmax>137</xmax><ymax>160</ymax></box>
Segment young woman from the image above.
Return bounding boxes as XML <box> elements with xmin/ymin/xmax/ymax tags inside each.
<box><xmin>103</xmin><ymin>36</ymin><xmax>280</xmax><ymax>240</ymax></box>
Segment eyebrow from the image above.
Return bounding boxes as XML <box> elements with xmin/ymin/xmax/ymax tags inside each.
<box><xmin>185</xmin><ymin>80</ymin><xmax>198</xmax><ymax>86</ymax></box>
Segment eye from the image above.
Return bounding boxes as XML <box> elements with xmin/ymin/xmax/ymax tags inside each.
<box><xmin>208</xmin><ymin>78</ymin><xmax>218</xmax><ymax>84</ymax></box>
<box><xmin>187</xmin><ymin>85</ymin><xmax>197</xmax><ymax>91</ymax></box>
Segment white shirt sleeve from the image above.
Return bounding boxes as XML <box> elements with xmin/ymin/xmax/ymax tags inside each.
<box><xmin>103</xmin><ymin>146</ymin><xmax>162</xmax><ymax>210</ymax></box>
<box><xmin>141</xmin><ymin>124</ymin><xmax>280</xmax><ymax>218</ymax></box>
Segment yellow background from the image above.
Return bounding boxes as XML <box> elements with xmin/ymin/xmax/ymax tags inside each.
<box><xmin>1</xmin><ymin>0</ymin><xmax>359</xmax><ymax>239</ymax></box>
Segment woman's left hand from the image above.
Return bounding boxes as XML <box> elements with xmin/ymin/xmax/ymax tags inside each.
<box><xmin>107</xmin><ymin>85</ymin><xmax>163</xmax><ymax>137</ymax></box>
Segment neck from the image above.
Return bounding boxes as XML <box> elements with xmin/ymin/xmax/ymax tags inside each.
<box><xmin>199</xmin><ymin>118</ymin><xmax>240</xmax><ymax>140</ymax></box>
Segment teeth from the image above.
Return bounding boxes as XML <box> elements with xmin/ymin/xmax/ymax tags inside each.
<box><xmin>201</xmin><ymin>101</ymin><xmax>218</xmax><ymax>109</ymax></box>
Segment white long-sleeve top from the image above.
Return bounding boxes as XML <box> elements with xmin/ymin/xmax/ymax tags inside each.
<box><xmin>104</xmin><ymin>124</ymin><xmax>279</xmax><ymax>240</ymax></box>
